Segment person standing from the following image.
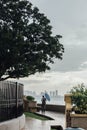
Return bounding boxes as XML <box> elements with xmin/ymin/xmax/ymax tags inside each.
<box><xmin>41</xmin><ymin>95</ymin><xmax>46</xmax><ymax>112</ymax></box>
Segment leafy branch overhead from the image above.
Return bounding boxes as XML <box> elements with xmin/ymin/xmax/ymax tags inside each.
<box><xmin>0</xmin><ymin>0</ymin><xmax>64</xmax><ymax>81</ymax></box>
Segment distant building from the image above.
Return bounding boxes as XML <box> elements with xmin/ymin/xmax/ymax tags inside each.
<box><xmin>55</xmin><ymin>90</ymin><xmax>58</xmax><ymax>97</ymax></box>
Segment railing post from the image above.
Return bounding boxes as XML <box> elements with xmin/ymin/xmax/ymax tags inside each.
<box><xmin>64</xmin><ymin>94</ymin><xmax>72</xmax><ymax>128</ymax></box>
<box><xmin>16</xmin><ymin>82</ymin><xmax>18</xmax><ymax>118</ymax></box>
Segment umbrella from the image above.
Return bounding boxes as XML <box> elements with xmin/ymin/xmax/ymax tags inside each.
<box><xmin>44</xmin><ymin>92</ymin><xmax>50</xmax><ymax>101</ymax></box>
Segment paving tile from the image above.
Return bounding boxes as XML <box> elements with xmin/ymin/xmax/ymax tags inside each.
<box><xmin>25</xmin><ymin>111</ymin><xmax>65</xmax><ymax>130</ymax></box>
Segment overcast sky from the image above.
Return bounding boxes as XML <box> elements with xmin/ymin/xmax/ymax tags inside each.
<box><xmin>11</xmin><ymin>0</ymin><xmax>87</xmax><ymax>95</ymax></box>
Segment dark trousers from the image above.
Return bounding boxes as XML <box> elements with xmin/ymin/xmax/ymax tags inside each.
<box><xmin>41</xmin><ymin>104</ymin><xmax>46</xmax><ymax>112</ymax></box>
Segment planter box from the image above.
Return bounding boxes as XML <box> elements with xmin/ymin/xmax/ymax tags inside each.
<box><xmin>28</xmin><ymin>101</ymin><xmax>37</xmax><ymax>112</ymax></box>
<box><xmin>28</xmin><ymin>101</ymin><xmax>37</xmax><ymax>107</ymax></box>
<box><xmin>70</xmin><ymin>113</ymin><xmax>87</xmax><ymax>130</ymax></box>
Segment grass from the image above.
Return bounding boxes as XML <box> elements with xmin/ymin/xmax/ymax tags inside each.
<box><xmin>24</xmin><ymin>112</ymin><xmax>50</xmax><ymax>121</ymax></box>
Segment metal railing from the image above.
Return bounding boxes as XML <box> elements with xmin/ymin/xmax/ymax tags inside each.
<box><xmin>0</xmin><ymin>81</ymin><xmax>23</xmax><ymax>122</ymax></box>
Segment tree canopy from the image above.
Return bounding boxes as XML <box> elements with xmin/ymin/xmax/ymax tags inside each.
<box><xmin>70</xmin><ymin>83</ymin><xmax>87</xmax><ymax>114</ymax></box>
<box><xmin>0</xmin><ymin>0</ymin><xmax>64</xmax><ymax>81</ymax></box>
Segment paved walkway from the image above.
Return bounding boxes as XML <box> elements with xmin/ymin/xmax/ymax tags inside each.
<box><xmin>25</xmin><ymin>111</ymin><xmax>65</xmax><ymax>130</ymax></box>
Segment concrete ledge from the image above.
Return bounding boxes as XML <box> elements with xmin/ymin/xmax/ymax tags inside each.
<box><xmin>0</xmin><ymin>114</ymin><xmax>25</xmax><ymax>130</ymax></box>
<box><xmin>38</xmin><ymin>104</ymin><xmax>65</xmax><ymax>113</ymax></box>
<box><xmin>71</xmin><ymin>113</ymin><xmax>87</xmax><ymax>117</ymax></box>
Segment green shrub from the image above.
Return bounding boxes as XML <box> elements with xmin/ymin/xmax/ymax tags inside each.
<box><xmin>24</xmin><ymin>112</ymin><xmax>49</xmax><ymax>120</ymax></box>
<box><xmin>70</xmin><ymin>83</ymin><xmax>87</xmax><ymax>114</ymax></box>
<box><xmin>26</xmin><ymin>95</ymin><xmax>35</xmax><ymax>101</ymax></box>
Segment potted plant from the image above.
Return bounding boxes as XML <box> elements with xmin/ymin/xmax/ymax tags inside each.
<box><xmin>70</xmin><ymin>83</ymin><xmax>87</xmax><ymax>114</ymax></box>
<box><xmin>26</xmin><ymin>95</ymin><xmax>35</xmax><ymax>101</ymax></box>
<box><xmin>26</xmin><ymin>95</ymin><xmax>37</xmax><ymax>109</ymax></box>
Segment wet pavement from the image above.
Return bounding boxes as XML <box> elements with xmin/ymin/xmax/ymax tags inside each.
<box><xmin>25</xmin><ymin>111</ymin><xmax>65</xmax><ymax>130</ymax></box>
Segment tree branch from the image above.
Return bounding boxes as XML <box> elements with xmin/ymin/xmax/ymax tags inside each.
<box><xmin>0</xmin><ymin>76</ymin><xmax>11</xmax><ymax>81</ymax></box>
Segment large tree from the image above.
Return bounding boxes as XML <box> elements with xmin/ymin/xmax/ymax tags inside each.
<box><xmin>0</xmin><ymin>0</ymin><xmax>64</xmax><ymax>81</ymax></box>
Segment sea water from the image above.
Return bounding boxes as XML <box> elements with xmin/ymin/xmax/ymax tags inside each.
<box><xmin>36</xmin><ymin>95</ymin><xmax>65</xmax><ymax>105</ymax></box>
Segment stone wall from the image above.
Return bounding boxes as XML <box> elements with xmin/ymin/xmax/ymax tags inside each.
<box><xmin>46</xmin><ymin>104</ymin><xmax>65</xmax><ymax>113</ymax></box>
<box><xmin>38</xmin><ymin>104</ymin><xmax>65</xmax><ymax>113</ymax></box>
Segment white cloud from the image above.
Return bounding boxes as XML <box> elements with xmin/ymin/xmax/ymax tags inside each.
<box><xmin>9</xmin><ymin>70</ymin><xmax>87</xmax><ymax>95</ymax></box>
<box><xmin>79</xmin><ymin>61</ymin><xmax>87</xmax><ymax>70</ymax></box>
